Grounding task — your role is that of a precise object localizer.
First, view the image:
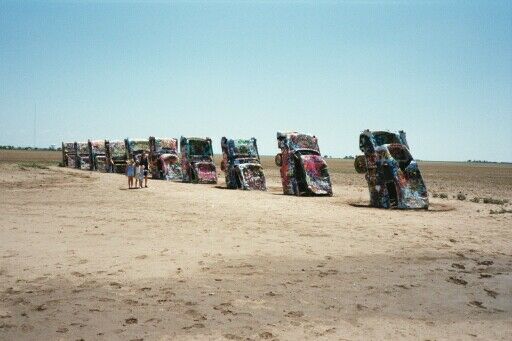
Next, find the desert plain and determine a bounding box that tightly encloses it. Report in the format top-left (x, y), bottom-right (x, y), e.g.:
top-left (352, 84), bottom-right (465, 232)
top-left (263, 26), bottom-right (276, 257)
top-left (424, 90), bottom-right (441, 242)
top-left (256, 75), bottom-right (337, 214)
top-left (0, 150), bottom-right (511, 340)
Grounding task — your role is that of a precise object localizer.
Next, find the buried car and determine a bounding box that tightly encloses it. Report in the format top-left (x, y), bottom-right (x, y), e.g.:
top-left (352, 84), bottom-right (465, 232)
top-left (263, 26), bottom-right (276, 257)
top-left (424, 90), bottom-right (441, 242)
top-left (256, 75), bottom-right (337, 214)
top-left (275, 132), bottom-right (332, 196)
top-left (110, 140), bottom-right (129, 173)
top-left (76, 142), bottom-right (92, 170)
top-left (180, 137), bottom-right (217, 184)
top-left (354, 130), bottom-right (428, 209)
top-left (89, 139), bottom-right (111, 172)
top-left (62, 142), bottom-right (77, 168)
top-left (220, 137), bottom-right (266, 190)
top-left (126, 138), bottom-right (150, 163)
top-left (149, 137), bottom-right (182, 180)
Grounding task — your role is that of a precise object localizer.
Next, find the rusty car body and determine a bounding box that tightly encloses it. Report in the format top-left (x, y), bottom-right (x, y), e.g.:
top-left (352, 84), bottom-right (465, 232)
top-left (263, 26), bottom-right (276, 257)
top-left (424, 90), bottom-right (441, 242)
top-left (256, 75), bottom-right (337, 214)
top-left (180, 136), bottom-right (217, 184)
top-left (275, 132), bottom-right (332, 196)
top-left (149, 137), bottom-right (182, 180)
top-left (88, 139), bottom-right (111, 172)
top-left (220, 137), bottom-right (266, 190)
top-left (62, 142), bottom-right (77, 168)
top-left (354, 130), bottom-right (428, 209)
top-left (76, 142), bottom-right (92, 170)
top-left (109, 140), bottom-right (129, 173)
top-left (126, 138), bottom-right (150, 163)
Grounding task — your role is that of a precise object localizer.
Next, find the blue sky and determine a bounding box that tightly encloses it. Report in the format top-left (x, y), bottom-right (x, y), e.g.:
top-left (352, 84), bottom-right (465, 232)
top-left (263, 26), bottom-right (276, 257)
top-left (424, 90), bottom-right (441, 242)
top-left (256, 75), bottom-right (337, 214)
top-left (1, 1), bottom-right (511, 161)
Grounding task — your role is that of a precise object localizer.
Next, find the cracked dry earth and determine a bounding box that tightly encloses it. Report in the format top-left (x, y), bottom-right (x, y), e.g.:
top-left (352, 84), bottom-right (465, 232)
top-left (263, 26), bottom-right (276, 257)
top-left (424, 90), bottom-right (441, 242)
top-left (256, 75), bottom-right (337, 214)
top-left (0, 159), bottom-right (511, 340)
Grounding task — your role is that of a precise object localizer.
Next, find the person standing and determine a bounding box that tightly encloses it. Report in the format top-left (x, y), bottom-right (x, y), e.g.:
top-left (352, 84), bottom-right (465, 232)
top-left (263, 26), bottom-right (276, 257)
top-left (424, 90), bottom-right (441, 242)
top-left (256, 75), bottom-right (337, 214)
top-left (126, 160), bottom-right (135, 188)
top-left (134, 161), bottom-right (142, 188)
top-left (138, 162), bottom-right (145, 188)
top-left (141, 151), bottom-right (149, 188)
top-left (108, 157), bottom-right (114, 173)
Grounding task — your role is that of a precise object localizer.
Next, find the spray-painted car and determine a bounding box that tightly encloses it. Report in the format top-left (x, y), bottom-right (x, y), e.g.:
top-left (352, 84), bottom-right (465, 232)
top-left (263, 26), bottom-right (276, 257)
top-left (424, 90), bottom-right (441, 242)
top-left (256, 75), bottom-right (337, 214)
top-left (126, 138), bottom-right (150, 163)
top-left (275, 132), bottom-right (332, 196)
top-left (180, 137), bottom-right (217, 184)
top-left (89, 139), bottom-right (111, 172)
top-left (354, 130), bottom-right (428, 209)
top-left (62, 142), bottom-right (77, 168)
top-left (220, 137), bottom-right (266, 190)
top-left (76, 142), bottom-right (92, 170)
top-left (110, 140), bottom-right (129, 173)
top-left (149, 137), bottom-right (182, 180)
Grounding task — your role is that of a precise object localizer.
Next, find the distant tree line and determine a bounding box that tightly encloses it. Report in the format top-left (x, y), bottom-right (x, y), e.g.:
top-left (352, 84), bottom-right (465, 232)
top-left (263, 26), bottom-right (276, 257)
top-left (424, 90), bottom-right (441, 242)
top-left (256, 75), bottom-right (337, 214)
top-left (0, 145), bottom-right (61, 151)
top-left (467, 160), bottom-right (511, 164)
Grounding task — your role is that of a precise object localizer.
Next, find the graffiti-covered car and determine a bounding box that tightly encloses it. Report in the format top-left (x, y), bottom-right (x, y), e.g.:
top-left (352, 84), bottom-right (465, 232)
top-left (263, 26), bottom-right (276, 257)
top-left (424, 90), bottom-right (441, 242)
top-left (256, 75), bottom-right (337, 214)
top-left (149, 137), bottom-right (182, 180)
top-left (180, 137), bottom-right (217, 184)
top-left (354, 130), bottom-right (428, 209)
top-left (275, 132), bottom-right (332, 196)
top-left (110, 140), bottom-right (129, 173)
top-left (62, 142), bottom-right (77, 168)
top-left (76, 142), bottom-right (92, 170)
top-left (126, 138), bottom-right (150, 163)
top-left (89, 139), bottom-right (110, 172)
top-left (220, 137), bottom-right (266, 190)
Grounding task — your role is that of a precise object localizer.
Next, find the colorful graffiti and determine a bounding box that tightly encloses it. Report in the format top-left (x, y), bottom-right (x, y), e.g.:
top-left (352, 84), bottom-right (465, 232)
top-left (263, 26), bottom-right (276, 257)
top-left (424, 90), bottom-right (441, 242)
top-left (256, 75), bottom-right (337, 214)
top-left (149, 137), bottom-right (182, 180)
top-left (109, 140), bottom-right (128, 173)
top-left (221, 137), bottom-right (266, 190)
top-left (355, 130), bottom-right (429, 209)
top-left (59, 130), bottom-right (428, 211)
top-left (89, 140), bottom-right (110, 172)
top-left (180, 137), bottom-right (217, 184)
top-left (126, 138), bottom-right (150, 163)
top-left (300, 154), bottom-right (332, 194)
top-left (160, 156), bottom-right (182, 181)
top-left (89, 140), bottom-right (106, 155)
top-left (155, 138), bottom-right (178, 152)
top-left (76, 142), bottom-right (92, 170)
top-left (275, 132), bottom-right (332, 196)
top-left (62, 142), bottom-right (76, 168)
top-left (288, 134), bottom-right (320, 152)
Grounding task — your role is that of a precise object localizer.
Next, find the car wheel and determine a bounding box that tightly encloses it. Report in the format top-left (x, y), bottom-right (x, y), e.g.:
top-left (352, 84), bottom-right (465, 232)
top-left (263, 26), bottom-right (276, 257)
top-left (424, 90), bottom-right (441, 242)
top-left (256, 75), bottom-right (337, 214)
top-left (275, 153), bottom-right (282, 167)
top-left (354, 155), bottom-right (367, 174)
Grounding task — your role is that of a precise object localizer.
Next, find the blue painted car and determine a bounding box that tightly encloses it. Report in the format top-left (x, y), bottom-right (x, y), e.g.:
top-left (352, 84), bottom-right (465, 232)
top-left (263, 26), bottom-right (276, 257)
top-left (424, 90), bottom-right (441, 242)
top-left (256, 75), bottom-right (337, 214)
top-left (355, 130), bottom-right (429, 209)
top-left (221, 137), bottom-right (266, 190)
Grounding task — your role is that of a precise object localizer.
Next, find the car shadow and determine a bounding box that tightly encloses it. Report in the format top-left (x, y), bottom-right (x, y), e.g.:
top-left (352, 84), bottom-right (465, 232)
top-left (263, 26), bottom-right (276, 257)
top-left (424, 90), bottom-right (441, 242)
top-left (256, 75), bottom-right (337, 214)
top-left (214, 185), bottom-right (232, 190)
top-left (347, 200), bottom-right (454, 212)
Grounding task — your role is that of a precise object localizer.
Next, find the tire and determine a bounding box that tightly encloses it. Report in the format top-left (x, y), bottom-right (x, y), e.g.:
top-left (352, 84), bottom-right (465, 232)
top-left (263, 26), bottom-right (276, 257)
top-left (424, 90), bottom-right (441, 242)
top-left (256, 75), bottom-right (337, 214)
top-left (354, 155), bottom-right (367, 174)
top-left (275, 153), bottom-right (282, 167)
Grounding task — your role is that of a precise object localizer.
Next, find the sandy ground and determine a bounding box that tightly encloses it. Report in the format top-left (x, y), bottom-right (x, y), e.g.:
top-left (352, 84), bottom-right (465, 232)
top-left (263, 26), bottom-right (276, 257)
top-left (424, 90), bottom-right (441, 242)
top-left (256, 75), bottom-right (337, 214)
top-left (0, 151), bottom-right (511, 340)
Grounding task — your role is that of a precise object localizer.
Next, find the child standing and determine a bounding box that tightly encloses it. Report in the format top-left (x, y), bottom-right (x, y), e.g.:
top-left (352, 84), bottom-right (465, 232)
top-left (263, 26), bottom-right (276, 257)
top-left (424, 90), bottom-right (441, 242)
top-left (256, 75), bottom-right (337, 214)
top-left (134, 161), bottom-right (142, 188)
top-left (126, 160), bottom-right (135, 188)
top-left (138, 161), bottom-right (145, 188)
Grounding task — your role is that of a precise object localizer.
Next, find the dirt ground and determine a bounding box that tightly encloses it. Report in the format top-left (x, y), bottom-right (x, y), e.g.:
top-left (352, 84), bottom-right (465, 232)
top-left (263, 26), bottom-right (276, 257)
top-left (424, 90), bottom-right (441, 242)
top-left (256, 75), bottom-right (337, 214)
top-left (0, 151), bottom-right (511, 340)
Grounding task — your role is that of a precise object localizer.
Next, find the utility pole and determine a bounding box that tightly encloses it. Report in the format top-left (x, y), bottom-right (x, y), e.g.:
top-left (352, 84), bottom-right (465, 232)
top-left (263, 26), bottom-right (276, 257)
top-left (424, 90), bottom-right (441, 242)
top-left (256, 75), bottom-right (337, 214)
top-left (33, 103), bottom-right (36, 148)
